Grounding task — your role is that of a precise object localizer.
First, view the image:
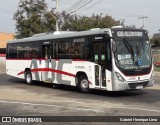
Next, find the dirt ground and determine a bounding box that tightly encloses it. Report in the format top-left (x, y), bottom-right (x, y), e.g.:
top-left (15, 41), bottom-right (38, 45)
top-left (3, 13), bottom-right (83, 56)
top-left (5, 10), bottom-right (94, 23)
top-left (154, 71), bottom-right (160, 77)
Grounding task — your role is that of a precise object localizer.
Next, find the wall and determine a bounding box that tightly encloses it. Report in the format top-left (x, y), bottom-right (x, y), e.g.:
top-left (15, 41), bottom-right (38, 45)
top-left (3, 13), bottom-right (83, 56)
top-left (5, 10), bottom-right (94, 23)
top-left (0, 32), bottom-right (15, 48)
top-left (0, 56), bottom-right (5, 74)
top-left (0, 32), bottom-right (14, 74)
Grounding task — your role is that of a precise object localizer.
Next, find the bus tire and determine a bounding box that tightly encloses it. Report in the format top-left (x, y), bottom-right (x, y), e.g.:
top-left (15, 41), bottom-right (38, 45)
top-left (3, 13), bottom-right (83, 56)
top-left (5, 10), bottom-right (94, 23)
top-left (52, 83), bottom-right (58, 89)
top-left (78, 75), bottom-right (89, 93)
top-left (25, 71), bottom-right (33, 85)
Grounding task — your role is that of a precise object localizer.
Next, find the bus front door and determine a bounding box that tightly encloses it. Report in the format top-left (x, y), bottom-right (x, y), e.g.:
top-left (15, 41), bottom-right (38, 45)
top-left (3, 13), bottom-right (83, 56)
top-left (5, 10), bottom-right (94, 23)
top-left (93, 41), bottom-right (106, 88)
top-left (42, 45), bottom-right (53, 82)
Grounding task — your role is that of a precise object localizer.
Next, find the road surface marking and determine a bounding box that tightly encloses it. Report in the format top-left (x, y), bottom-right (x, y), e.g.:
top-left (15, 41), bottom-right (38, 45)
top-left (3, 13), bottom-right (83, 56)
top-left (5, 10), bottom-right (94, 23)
top-left (0, 100), bottom-right (103, 113)
top-left (102, 105), bottom-right (160, 113)
top-left (0, 100), bottom-right (160, 113)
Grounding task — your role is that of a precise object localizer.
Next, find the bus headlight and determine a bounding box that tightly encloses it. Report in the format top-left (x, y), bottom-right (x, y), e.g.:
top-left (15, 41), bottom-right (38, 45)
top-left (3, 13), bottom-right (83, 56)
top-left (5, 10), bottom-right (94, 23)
top-left (115, 72), bottom-right (126, 82)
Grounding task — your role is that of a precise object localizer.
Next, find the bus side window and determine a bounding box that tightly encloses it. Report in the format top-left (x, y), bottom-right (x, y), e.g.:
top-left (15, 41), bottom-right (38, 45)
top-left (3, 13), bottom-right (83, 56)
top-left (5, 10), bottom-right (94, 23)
top-left (13, 44), bottom-right (17, 58)
top-left (54, 43), bottom-right (58, 58)
top-left (70, 42), bottom-right (80, 58)
top-left (53, 43), bottom-right (55, 58)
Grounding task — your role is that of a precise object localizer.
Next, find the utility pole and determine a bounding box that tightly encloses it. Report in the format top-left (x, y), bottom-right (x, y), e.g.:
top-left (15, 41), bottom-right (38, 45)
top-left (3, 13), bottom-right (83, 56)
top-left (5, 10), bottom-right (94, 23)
top-left (27, 0), bottom-right (59, 31)
top-left (138, 16), bottom-right (148, 29)
top-left (53, 0), bottom-right (59, 31)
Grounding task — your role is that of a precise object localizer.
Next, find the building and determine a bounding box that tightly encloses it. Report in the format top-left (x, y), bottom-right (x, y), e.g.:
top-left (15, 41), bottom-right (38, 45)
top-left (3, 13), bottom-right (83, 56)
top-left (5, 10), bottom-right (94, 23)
top-left (0, 32), bottom-right (15, 56)
top-left (0, 32), bottom-right (15, 48)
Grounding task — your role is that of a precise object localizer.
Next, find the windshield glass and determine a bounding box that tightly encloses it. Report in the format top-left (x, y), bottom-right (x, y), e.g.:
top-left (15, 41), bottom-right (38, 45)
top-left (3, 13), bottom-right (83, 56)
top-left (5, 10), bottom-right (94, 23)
top-left (115, 38), bottom-right (151, 70)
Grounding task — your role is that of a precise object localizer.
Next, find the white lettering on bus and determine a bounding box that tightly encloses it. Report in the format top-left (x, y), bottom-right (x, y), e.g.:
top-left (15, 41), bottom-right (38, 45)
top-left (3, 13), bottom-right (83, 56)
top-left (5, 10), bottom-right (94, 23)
top-left (117, 31), bottom-right (143, 37)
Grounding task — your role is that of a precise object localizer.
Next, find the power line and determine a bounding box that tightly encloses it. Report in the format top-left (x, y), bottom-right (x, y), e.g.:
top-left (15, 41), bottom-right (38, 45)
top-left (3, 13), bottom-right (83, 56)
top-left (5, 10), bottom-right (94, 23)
top-left (74, 0), bottom-right (103, 14)
top-left (66, 0), bottom-right (94, 14)
top-left (63, 0), bottom-right (143, 19)
top-left (69, 0), bottom-right (93, 14)
top-left (66, 0), bottom-right (85, 13)
top-left (76, 4), bottom-right (145, 18)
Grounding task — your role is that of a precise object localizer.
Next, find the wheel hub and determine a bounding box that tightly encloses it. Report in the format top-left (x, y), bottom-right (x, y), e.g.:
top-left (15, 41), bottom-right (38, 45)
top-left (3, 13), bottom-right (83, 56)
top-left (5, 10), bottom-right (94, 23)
top-left (26, 74), bottom-right (31, 83)
top-left (81, 79), bottom-right (88, 89)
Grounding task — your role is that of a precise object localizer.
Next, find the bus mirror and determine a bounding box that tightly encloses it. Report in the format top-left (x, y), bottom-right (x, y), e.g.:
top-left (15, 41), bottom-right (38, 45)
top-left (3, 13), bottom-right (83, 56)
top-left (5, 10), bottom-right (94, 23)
top-left (112, 41), bottom-right (117, 53)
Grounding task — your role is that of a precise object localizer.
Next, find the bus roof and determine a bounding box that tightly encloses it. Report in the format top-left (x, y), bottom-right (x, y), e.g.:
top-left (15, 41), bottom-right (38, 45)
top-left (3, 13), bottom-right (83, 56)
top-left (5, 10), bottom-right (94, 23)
top-left (8, 27), bottom-right (147, 44)
top-left (8, 28), bottom-right (111, 44)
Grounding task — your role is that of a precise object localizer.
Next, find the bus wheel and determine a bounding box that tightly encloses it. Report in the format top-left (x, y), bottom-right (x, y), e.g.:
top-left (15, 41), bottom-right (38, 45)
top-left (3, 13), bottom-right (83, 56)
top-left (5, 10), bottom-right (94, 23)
top-left (25, 71), bottom-right (33, 85)
top-left (78, 76), bottom-right (89, 93)
top-left (52, 83), bottom-right (58, 89)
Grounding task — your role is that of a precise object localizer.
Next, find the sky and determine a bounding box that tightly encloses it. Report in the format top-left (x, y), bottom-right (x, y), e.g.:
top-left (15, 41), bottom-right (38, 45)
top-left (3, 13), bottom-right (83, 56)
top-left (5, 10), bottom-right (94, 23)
top-left (0, 0), bottom-right (160, 37)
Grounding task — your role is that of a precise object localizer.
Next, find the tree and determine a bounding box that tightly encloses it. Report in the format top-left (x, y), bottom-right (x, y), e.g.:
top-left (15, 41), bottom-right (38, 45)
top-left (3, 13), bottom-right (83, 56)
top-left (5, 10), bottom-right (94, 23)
top-left (60, 12), bottom-right (120, 31)
top-left (14, 0), bottom-right (56, 38)
top-left (14, 1), bottom-right (120, 38)
top-left (150, 33), bottom-right (160, 46)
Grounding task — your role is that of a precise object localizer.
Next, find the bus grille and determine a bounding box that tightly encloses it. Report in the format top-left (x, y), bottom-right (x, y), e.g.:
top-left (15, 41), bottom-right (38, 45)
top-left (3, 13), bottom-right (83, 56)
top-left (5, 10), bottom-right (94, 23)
top-left (128, 81), bottom-right (149, 89)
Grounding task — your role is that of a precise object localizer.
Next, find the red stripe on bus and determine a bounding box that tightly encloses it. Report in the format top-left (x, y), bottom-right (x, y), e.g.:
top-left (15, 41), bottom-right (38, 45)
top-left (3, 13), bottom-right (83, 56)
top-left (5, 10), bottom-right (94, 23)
top-left (17, 68), bottom-right (92, 85)
top-left (6, 58), bottom-right (42, 60)
top-left (17, 71), bottom-right (25, 76)
top-left (0, 54), bottom-right (6, 57)
top-left (17, 68), bottom-right (76, 77)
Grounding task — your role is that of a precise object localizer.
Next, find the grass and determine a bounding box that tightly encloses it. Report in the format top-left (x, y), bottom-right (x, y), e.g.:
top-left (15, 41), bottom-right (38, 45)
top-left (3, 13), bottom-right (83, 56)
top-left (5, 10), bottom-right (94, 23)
top-left (154, 66), bottom-right (160, 72)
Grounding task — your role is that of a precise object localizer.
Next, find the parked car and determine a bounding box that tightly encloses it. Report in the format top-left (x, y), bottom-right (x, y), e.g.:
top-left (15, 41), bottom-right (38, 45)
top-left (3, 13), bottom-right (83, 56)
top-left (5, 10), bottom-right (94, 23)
top-left (154, 61), bottom-right (160, 67)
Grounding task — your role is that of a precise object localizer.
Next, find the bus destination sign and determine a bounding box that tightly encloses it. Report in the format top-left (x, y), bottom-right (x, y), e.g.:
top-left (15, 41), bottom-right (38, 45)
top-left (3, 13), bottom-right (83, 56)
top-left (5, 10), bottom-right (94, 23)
top-left (116, 31), bottom-right (143, 37)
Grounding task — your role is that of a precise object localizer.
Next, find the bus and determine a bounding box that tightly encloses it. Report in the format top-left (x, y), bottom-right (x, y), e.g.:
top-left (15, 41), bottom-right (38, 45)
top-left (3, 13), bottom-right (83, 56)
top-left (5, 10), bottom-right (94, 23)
top-left (6, 27), bottom-right (154, 92)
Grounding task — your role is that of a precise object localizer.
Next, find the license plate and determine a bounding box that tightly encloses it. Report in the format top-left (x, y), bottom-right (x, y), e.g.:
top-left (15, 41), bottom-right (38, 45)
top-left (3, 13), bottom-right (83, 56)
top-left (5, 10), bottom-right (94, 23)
top-left (136, 85), bottom-right (143, 89)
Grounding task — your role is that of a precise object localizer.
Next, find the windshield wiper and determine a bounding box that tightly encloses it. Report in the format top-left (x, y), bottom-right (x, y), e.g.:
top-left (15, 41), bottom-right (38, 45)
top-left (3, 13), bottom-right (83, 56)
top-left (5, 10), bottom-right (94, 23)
top-left (122, 38), bottom-right (135, 61)
top-left (136, 40), bottom-right (144, 57)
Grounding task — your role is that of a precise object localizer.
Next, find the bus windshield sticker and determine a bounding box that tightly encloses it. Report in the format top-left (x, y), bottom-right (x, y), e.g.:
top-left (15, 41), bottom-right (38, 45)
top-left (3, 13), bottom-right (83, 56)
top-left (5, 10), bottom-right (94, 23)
top-left (101, 54), bottom-right (105, 60)
top-left (120, 59), bottom-right (133, 65)
top-left (118, 55), bottom-right (121, 60)
top-left (118, 54), bottom-right (131, 60)
top-left (126, 54), bottom-right (131, 59)
top-left (95, 55), bottom-right (98, 60)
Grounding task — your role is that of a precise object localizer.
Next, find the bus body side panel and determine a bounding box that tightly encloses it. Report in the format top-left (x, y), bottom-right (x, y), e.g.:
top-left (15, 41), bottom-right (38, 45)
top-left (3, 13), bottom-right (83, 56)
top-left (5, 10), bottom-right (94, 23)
top-left (6, 60), bottom-right (19, 78)
top-left (47, 60), bottom-right (94, 88)
top-left (6, 59), bottom-right (42, 81)
top-left (70, 61), bottom-right (95, 88)
top-left (30, 59), bottom-right (42, 81)
top-left (56, 59), bottom-right (74, 85)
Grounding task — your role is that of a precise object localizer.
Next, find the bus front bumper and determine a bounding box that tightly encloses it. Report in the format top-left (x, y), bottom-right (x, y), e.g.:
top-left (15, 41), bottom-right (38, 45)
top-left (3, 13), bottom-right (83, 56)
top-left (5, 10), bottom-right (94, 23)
top-left (112, 78), bottom-right (154, 91)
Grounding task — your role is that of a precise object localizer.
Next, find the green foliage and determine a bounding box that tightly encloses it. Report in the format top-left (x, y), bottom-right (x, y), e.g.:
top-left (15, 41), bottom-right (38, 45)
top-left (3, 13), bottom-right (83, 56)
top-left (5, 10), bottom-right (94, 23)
top-left (60, 11), bottom-right (120, 31)
top-left (14, 0), bottom-right (56, 39)
top-left (14, 1), bottom-right (120, 38)
top-left (154, 66), bottom-right (160, 72)
top-left (151, 33), bottom-right (160, 46)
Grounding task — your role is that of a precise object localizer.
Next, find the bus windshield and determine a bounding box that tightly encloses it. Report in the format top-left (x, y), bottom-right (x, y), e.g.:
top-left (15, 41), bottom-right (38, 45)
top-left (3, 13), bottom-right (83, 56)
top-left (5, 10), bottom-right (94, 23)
top-left (114, 38), bottom-right (152, 70)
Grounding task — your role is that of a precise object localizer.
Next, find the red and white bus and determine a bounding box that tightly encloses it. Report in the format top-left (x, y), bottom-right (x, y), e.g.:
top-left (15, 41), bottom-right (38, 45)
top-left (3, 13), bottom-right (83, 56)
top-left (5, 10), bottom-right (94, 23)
top-left (6, 27), bottom-right (154, 92)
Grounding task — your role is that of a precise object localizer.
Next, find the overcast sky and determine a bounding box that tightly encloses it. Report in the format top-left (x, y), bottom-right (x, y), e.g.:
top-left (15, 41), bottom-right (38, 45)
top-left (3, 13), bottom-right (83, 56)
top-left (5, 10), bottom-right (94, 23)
top-left (0, 0), bottom-right (160, 37)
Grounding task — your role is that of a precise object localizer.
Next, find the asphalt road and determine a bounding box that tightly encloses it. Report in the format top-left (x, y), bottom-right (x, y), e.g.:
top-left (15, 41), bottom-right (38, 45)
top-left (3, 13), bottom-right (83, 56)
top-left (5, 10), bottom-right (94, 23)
top-left (0, 74), bottom-right (160, 125)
